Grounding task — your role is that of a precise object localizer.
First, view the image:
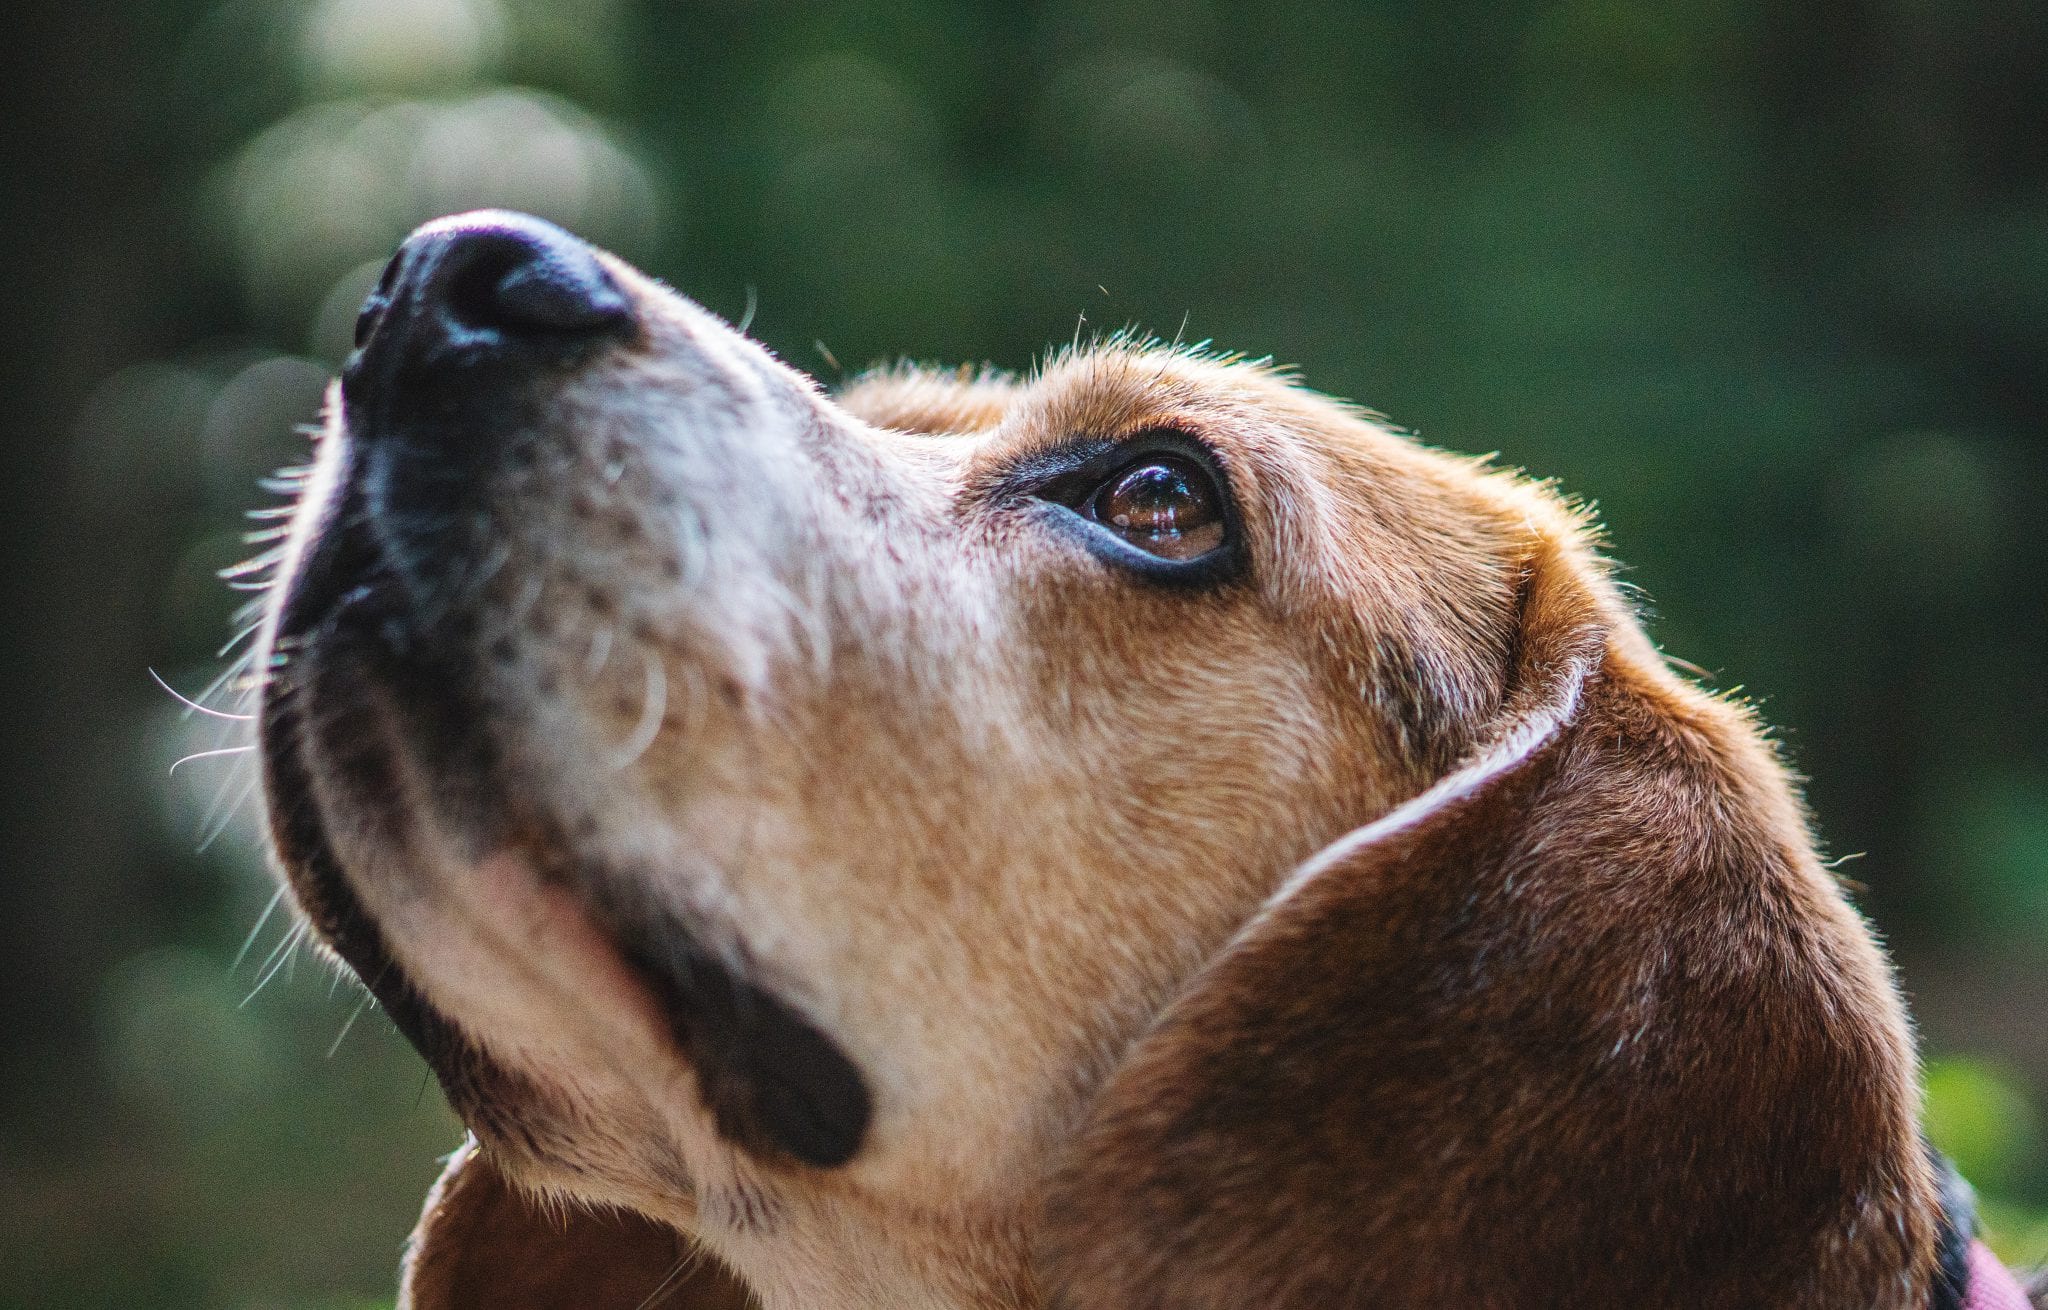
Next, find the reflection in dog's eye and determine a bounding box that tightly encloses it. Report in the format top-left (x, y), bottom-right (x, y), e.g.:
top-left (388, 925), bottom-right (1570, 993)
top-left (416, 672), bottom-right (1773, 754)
top-left (1085, 455), bottom-right (1226, 561)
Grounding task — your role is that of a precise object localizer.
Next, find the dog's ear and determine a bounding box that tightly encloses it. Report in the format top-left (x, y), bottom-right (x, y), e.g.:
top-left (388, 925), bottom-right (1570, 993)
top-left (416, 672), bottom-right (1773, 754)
top-left (400, 1137), bottom-right (755, 1310)
top-left (1039, 531), bottom-right (1940, 1308)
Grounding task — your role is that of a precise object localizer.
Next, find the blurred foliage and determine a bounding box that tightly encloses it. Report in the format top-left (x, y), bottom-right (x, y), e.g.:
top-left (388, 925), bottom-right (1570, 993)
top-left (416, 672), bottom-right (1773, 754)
top-left (2, 0), bottom-right (2045, 1305)
top-left (1927, 1057), bottom-right (2048, 1265)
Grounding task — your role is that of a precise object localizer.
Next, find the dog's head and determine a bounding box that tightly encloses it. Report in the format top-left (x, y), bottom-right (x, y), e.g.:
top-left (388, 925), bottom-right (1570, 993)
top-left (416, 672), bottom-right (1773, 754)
top-left (257, 212), bottom-right (1944, 1308)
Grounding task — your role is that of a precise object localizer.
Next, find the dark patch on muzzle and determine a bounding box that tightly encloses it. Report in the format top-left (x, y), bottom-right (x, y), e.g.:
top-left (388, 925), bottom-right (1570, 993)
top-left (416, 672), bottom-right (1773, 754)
top-left (610, 914), bottom-right (873, 1170)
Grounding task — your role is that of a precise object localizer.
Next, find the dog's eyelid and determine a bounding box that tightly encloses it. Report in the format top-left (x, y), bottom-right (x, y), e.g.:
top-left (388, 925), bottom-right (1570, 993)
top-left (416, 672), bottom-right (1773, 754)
top-left (988, 438), bottom-right (1119, 503)
top-left (995, 426), bottom-right (1228, 504)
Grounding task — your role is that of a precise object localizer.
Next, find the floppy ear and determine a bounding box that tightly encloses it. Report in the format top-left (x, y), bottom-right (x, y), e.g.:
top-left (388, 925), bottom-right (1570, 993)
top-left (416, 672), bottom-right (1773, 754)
top-left (400, 1137), bottom-right (756, 1310)
top-left (1040, 535), bottom-right (1941, 1308)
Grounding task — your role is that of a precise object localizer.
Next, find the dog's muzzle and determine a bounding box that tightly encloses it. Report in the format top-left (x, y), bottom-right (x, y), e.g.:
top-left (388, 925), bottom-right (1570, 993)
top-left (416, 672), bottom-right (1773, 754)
top-left (259, 212), bottom-right (873, 1171)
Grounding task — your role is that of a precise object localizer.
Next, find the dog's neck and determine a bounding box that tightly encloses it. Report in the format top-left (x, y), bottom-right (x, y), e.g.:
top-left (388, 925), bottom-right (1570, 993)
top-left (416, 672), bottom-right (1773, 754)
top-left (700, 1185), bottom-right (1036, 1310)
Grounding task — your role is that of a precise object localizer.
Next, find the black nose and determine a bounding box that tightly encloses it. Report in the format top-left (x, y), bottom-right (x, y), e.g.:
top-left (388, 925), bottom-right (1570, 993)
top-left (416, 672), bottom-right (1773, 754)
top-left (352, 210), bottom-right (633, 367)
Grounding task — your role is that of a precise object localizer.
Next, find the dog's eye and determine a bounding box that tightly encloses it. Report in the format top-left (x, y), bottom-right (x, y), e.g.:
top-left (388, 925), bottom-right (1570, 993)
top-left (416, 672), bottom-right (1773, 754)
top-left (1081, 455), bottom-right (1226, 561)
top-left (1020, 435), bottom-right (1239, 583)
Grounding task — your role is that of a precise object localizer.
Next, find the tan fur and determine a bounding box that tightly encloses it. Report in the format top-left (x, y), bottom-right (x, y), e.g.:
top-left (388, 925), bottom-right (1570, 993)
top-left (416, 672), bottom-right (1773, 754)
top-left (263, 239), bottom-right (1942, 1309)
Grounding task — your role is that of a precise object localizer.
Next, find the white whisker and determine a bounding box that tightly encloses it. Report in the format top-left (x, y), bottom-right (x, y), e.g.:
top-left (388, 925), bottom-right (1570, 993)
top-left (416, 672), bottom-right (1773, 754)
top-left (634, 1248), bottom-right (703, 1310)
top-left (585, 623), bottom-right (614, 678)
top-left (214, 621), bottom-right (265, 661)
top-left (197, 773), bottom-right (260, 853)
top-left (242, 921), bottom-right (307, 1006)
top-left (231, 886), bottom-right (288, 973)
top-left (610, 646), bottom-right (667, 769)
top-left (327, 987), bottom-right (376, 1057)
top-left (220, 547), bottom-right (285, 578)
top-left (469, 538), bottom-right (514, 595)
top-left (169, 745), bottom-right (254, 776)
top-left (150, 667), bottom-right (255, 721)
top-left (195, 647), bottom-right (258, 712)
top-left (508, 571), bottom-right (546, 633)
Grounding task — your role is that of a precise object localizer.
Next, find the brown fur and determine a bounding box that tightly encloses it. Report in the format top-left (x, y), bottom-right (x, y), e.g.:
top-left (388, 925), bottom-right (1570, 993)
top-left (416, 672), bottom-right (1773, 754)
top-left (1039, 532), bottom-right (1932, 1308)
top-left (262, 225), bottom-right (1947, 1308)
top-left (404, 1139), bottom-right (753, 1309)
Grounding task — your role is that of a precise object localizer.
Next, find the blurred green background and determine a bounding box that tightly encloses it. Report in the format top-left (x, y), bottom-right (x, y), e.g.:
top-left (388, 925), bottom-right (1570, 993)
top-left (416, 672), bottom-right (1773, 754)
top-left (2, 0), bottom-right (2045, 1305)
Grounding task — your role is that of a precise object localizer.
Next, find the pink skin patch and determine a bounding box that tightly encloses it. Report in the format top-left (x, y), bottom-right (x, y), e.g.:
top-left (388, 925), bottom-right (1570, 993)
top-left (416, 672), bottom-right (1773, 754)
top-left (1967, 1240), bottom-right (2033, 1310)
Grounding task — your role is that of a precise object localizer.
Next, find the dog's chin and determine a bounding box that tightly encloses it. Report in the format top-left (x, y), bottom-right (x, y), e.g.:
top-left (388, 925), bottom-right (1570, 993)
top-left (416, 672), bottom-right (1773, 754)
top-left (260, 515), bottom-right (873, 1172)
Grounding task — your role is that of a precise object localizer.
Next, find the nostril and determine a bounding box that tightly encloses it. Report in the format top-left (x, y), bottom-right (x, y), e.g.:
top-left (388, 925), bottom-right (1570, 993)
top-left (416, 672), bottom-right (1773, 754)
top-left (438, 228), bottom-right (631, 338)
top-left (493, 250), bottom-right (632, 332)
top-left (442, 240), bottom-right (535, 331)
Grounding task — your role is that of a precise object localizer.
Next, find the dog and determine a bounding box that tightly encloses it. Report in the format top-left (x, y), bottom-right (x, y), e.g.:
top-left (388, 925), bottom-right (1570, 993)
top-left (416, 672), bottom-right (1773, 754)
top-left (253, 210), bottom-right (2038, 1309)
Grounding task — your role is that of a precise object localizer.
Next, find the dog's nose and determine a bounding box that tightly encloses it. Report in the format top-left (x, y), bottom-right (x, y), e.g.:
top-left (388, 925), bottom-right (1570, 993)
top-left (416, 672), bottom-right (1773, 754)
top-left (352, 210), bottom-right (633, 366)
top-left (339, 213), bottom-right (637, 549)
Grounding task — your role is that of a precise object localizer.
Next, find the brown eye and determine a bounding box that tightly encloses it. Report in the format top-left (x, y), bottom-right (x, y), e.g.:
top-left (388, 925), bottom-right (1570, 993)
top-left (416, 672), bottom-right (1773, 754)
top-left (1085, 455), bottom-right (1226, 561)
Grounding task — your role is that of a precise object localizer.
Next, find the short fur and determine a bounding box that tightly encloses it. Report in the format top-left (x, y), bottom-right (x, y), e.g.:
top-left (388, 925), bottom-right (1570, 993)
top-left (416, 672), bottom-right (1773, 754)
top-left (257, 215), bottom-right (1964, 1309)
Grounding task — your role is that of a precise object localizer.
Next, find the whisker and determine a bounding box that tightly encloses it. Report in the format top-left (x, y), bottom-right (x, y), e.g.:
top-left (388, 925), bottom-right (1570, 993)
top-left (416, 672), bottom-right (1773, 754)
top-left (197, 773), bottom-right (261, 853)
top-left (634, 1249), bottom-right (700, 1310)
top-left (195, 647), bottom-right (258, 711)
top-left (215, 620), bottom-right (265, 661)
top-left (248, 919), bottom-right (300, 985)
top-left (242, 921), bottom-right (307, 1006)
top-left (193, 746), bottom-right (249, 839)
top-left (150, 667), bottom-right (255, 721)
top-left (327, 987), bottom-right (376, 1058)
top-left (220, 548), bottom-right (286, 579)
top-left (610, 646), bottom-right (667, 769)
top-left (169, 745), bottom-right (254, 776)
top-left (508, 571), bottom-right (546, 634)
top-left (468, 538), bottom-right (513, 595)
top-left (231, 886), bottom-right (288, 973)
top-left (585, 622), bottom-right (614, 679)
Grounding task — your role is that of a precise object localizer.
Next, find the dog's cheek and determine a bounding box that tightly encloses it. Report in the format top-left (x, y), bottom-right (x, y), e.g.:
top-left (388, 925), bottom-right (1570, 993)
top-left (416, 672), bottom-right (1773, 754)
top-left (603, 908), bottom-right (874, 1170)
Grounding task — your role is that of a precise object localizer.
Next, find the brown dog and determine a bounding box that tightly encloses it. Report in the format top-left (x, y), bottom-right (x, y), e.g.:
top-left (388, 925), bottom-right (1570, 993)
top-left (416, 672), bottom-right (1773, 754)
top-left (254, 211), bottom-right (2021, 1309)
